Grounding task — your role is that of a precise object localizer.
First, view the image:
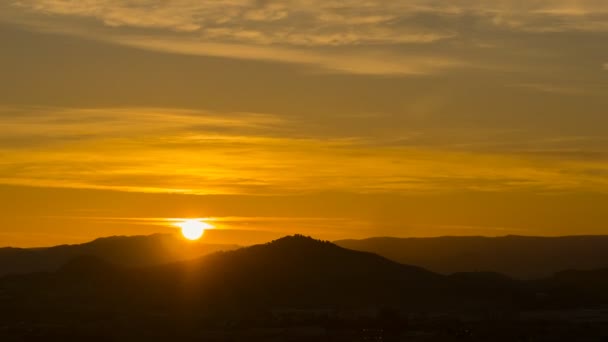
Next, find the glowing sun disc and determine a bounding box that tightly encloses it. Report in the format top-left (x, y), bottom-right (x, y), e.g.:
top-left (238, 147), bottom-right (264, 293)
top-left (177, 219), bottom-right (212, 240)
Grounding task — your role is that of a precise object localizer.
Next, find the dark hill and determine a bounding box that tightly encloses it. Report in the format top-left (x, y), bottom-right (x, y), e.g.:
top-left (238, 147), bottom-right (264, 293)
top-left (537, 268), bottom-right (608, 305)
top-left (0, 234), bottom-right (237, 276)
top-left (0, 235), bottom-right (605, 340)
top-left (335, 235), bottom-right (608, 279)
top-left (158, 235), bottom-right (445, 308)
top-left (0, 235), bottom-right (525, 316)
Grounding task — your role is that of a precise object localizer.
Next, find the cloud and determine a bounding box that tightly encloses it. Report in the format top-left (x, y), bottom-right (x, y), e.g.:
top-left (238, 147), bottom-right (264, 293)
top-left (509, 83), bottom-right (586, 95)
top-left (9, 0), bottom-right (459, 45)
top-left (1, 106), bottom-right (608, 195)
top-left (3, 1), bottom-right (608, 75)
top-left (0, 106), bottom-right (285, 142)
top-left (0, 1), bottom-right (463, 75)
top-left (109, 36), bottom-right (462, 75)
top-left (11, 0), bottom-right (608, 34)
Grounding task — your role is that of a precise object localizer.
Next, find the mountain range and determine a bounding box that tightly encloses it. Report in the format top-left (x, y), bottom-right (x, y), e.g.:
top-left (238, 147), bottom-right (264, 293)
top-left (335, 235), bottom-right (608, 279)
top-left (4, 234), bottom-right (608, 279)
top-left (0, 236), bottom-right (535, 314)
top-left (0, 234), bottom-right (237, 277)
top-left (1, 235), bottom-right (607, 340)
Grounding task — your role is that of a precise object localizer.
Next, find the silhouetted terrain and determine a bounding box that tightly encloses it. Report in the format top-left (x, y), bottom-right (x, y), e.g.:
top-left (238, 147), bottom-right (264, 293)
top-left (6, 234), bottom-right (608, 281)
top-left (1, 236), bottom-right (607, 341)
top-left (0, 234), bottom-right (237, 277)
top-left (335, 235), bottom-right (608, 279)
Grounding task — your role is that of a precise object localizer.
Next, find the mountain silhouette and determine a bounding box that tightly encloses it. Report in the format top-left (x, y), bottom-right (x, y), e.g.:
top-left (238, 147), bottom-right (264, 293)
top-left (335, 235), bottom-right (608, 279)
top-left (0, 235), bottom-right (536, 315)
top-left (1, 235), bottom-right (607, 340)
top-left (6, 234), bottom-right (608, 280)
top-left (156, 235), bottom-right (447, 308)
top-left (0, 234), bottom-right (237, 277)
top-left (536, 268), bottom-right (608, 306)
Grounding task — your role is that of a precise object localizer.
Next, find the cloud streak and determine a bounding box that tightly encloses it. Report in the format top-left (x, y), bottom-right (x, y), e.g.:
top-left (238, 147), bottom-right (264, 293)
top-left (13, 0), bottom-right (608, 33)
top-left (1, 106), bottom-right (607, 195)
top-left (2, 1), bottom-right (607, 75)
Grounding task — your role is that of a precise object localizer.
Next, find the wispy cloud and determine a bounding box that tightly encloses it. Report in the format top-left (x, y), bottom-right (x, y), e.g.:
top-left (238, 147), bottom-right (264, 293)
top-left (11, 0), bottom-right (608, 34)
top-left (111, 36), bottom-right (462, 75)
top-left (509, 83), bottom-right (586, 95)
top-left (0, 106), bottom-right (284, 136)
top-left (3, 0), bottom-right (462, 75)
top-left (1, 106), bottom-right (607, 194)
top-left (11, 0), bottom-right (459, 42)
top-left (3, 1), bottom-right (608, 75)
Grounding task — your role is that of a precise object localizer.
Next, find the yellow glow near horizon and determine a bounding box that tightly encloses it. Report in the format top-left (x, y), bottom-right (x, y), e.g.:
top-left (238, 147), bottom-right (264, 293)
top-left (176, 219), bottom-right (213, 240)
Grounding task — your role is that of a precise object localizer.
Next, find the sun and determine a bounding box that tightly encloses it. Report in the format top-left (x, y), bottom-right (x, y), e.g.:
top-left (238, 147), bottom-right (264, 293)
top-left (176, 219), bottom-right (213, 241)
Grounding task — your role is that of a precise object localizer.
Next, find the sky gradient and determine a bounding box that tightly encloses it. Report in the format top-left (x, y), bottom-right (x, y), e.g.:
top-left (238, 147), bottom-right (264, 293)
top-left (1, 1), bottom-right (607, 246)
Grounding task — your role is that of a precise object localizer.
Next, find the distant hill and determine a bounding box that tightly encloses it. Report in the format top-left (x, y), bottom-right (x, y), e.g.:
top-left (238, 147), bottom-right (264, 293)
top-left (0, 234), bottom-right (237, 276)
top-left (0, 236), bottom-right (528, 313)
top-left (335, 235), bottom-right (608, 279)
top-left (159, 235), bottom-right (448, 309)
top-left (5, 234), bottom-right (608, 280)
top-left (1, 235), bottom-right (606, 340)
top-left (537, 268), bottom-right (608, 305)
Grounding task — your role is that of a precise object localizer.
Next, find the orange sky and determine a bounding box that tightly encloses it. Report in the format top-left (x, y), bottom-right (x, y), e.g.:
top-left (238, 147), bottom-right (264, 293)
top-left (1, 1), bottom-right (607, 246)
